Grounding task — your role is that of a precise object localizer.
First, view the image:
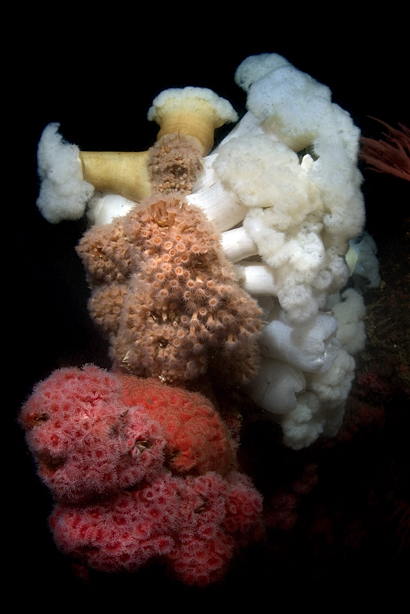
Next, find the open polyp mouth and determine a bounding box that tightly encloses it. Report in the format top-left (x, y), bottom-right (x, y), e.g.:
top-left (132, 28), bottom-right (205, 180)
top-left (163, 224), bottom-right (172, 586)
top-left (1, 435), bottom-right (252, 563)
top-left (37, 451), bottom-right (66, 472)
top-left (20, 411), bottom-right (49, 430)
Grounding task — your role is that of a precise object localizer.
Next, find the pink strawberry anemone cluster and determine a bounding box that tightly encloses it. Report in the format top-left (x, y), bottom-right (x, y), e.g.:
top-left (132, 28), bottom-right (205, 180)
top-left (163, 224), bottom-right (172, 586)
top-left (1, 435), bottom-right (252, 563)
top-left (20, 365), bottom-right (263, 586)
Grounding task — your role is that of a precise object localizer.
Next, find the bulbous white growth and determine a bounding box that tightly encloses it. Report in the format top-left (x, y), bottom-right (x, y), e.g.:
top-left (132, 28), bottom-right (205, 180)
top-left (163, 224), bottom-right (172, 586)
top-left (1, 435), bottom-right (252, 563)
top-left (36, 123), bottom-right (94, 223)
top-left (259, 311), bottom-right (340, 374)
top-left (244, 358), bottom-right (305, 414)
top-left (86, 193), bottom-right (136, 226)
top-left (187, 53), bottom-right (369, 448)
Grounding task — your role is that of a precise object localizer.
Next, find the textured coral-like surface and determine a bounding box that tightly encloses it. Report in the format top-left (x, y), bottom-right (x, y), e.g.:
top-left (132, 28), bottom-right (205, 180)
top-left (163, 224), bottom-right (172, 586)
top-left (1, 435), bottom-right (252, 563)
top-left (19, 365), bottom-right (166, 503)
top-left (77, 194), bottom-right (262, 384)
top-left (20, 364), bottom-right (263, 586)
top-left (119, 374), bottom-right (237, 475)
top-left (20, 366), bottom-right (238, 502)
top-left (49, 470), bottom-right (263, 586)
top-left (147, 133), bottom-right (204, 194)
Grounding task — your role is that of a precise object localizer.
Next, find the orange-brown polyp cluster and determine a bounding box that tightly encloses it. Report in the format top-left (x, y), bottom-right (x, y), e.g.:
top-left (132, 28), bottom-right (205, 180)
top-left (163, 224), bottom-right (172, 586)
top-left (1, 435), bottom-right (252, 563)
top-left (77, 193), bottom-right (262, 385)
top-left (148, 133), bottom-right (204, 195)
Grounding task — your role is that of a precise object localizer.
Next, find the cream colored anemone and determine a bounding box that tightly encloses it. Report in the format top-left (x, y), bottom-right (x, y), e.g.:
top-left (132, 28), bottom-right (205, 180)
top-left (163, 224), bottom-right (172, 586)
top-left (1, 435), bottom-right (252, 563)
top-left (79, 150), bottom-right (151, 202)
top-left (79, 88), bottom-right (237, 201)
top-left (147, 87), bottom-right (238, 156)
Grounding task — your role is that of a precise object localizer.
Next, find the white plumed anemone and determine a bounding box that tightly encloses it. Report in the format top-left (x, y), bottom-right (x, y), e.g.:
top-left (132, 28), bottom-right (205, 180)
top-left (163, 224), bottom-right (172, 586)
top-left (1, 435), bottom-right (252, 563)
top-left (86, 193), bottom-right (137, 226)
top-left (348, 232), bottom-right (381, 290)
top-left (279, 349), bottom-right (356, 450)
top-left (189, 52), bottom-right (369, 448)
top-left (235, 262), bottom-right (277, 296)
top-left (194, 53), bottom-right (365, 328)
top-left (36, 123), bottom-right (94, 223)
top-left (147, 86), bottom-right (238, 156)
top-left (234, 52), bottom-right (292, 92)
top-left (246, 63), bottom-right (333, 151)
top-left (307, 349), bottom-right (356, 412)
top-left (213, 135), bottom-right (314, 213)
top-left (259, 311), bottom-right (340, 374)
top-left (244, 358), bottom-right (305, 414)
top-left (281, 391), bottom-right (325, 450)
top-left (331, 288), bottom-right (367, 355)
top-left (188, 155), bottom-right (248, 232)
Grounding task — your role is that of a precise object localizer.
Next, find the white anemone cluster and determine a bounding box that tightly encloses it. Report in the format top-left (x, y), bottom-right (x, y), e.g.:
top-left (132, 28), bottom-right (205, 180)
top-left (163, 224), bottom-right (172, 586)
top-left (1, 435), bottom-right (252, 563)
top-left (187, 53), bottom-right (369, 449)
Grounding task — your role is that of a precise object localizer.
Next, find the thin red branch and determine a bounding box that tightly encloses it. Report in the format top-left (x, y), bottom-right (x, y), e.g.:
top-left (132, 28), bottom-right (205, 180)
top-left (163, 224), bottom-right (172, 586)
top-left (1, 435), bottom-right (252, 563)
top-left (359, 117), bottom-right (410, 182)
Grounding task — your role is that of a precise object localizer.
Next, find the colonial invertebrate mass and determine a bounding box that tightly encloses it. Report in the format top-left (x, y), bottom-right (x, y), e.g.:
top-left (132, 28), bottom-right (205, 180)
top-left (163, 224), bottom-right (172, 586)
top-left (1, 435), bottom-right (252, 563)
top-left (77, 193), bottom-right (262, 384)
top-left (22, 53), bottom-right (380, 586)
